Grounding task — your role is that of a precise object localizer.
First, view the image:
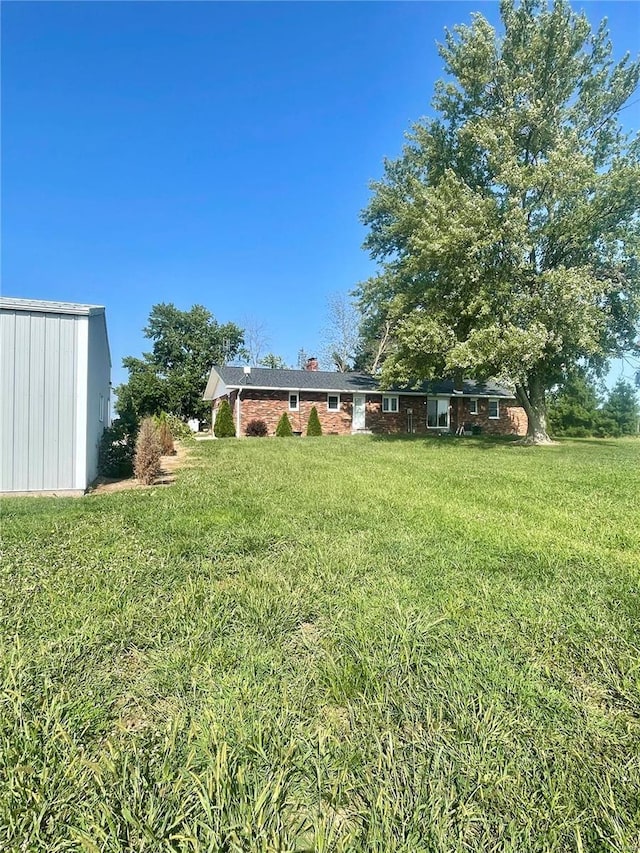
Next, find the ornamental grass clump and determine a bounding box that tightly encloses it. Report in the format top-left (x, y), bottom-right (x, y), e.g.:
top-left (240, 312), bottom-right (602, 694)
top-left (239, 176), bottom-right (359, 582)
top-left (214, 400), bottom-right (236, 438)
top-left (155, 412), bottom-right (175, 455)
top-left (134, 417), bottom-right (162, 485)
top-left (275, 412), bottom-right (293, 437)
top-left (306, 406), bottom-right (322, 436)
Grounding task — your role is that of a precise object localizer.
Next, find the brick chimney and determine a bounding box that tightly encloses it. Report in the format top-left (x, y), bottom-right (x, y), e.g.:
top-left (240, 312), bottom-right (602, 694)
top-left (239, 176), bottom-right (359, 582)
top-left (305, 357), bottom-right (319, 371)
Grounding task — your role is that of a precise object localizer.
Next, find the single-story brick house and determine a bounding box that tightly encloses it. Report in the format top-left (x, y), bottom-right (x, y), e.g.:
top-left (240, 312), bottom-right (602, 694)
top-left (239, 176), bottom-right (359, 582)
top-left (203, 359), bottom-right (528, 437)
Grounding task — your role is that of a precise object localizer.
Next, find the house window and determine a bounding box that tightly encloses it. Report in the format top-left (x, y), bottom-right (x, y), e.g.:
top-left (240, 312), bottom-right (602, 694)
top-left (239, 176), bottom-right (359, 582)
top-left (327, 394), bottom-right (340, 412)
top-left (289, 392), bottom-right (299, 411)
top-left (99, 394), bottom-right (105, 422)
top-left (488, 399), bottom-right (500, 419)
top-left (382, 395), bottom-right (399, 413)
top-left (427, 398), bottom-right (449, 428)
top-left (469, 398), bottom-right (478, 415)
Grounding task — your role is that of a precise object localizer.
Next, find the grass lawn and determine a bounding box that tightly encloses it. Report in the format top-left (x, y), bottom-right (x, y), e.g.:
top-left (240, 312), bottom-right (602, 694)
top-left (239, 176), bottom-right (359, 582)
top-left (2, 435), bottom-right (639, 852)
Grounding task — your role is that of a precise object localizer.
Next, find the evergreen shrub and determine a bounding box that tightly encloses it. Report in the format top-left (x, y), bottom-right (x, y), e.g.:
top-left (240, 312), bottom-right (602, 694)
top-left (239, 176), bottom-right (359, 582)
top-left (306, 406), bottom-right (322, 436)
top-left (214, 400), bottom-right (236, 438)
top-left (275, 412), bottom-right (293, 437)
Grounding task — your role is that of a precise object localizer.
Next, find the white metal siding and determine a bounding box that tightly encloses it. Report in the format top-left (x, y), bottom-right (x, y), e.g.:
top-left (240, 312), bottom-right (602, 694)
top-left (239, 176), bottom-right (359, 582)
top-left (0, 309), bottom-right (79, 491)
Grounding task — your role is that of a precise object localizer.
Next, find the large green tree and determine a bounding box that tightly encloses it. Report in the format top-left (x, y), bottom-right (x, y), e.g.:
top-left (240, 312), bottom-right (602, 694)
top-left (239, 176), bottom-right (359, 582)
top-left (603, 378), bottom-right (640, 435)
top-left (547, 368), bottom-right (610, 436)
top-left (358, 0), bottom-right (640, 443)
top-left (116, 304), bottom-right (244, 424)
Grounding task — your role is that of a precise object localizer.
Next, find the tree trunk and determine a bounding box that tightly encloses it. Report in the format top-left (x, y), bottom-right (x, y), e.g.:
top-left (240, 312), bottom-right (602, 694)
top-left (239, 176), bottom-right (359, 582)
top-left (515, 376), bottom-right (554, 444)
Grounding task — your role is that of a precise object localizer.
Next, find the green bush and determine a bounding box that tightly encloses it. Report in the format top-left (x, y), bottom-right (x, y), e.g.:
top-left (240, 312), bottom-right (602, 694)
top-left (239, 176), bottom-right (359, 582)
top-left (275, 412), bottom-right (293, 437)
top-left (214, 400), bottom-right (236, 438)
top-left (165, 413), bottom-right (194, 441)
top-left (306, 406), bottom-right (322, 436)
top-left (97, 420), bottom-right (134, 478)
top-left (134, 417), bottom-right (162, 485)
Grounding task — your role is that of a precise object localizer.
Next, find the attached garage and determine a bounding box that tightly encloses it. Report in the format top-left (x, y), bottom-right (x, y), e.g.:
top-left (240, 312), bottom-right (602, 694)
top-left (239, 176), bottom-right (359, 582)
top-left (0, 297), bottom-right (111, 494)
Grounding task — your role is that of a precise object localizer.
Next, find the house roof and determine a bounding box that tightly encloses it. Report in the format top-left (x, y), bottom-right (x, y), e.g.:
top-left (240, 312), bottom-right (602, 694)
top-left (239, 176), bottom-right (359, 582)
top-left (0, 297), bottom-right (105, 316)
top-left (203, 365), bottom-right (516, 400)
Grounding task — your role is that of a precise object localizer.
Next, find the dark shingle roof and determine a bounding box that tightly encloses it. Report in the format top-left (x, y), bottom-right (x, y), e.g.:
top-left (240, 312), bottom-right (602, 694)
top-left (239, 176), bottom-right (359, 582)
top-left (211, 366), bottom-right (378, 392)
top-left (205, 365), bottom-right (515, 398)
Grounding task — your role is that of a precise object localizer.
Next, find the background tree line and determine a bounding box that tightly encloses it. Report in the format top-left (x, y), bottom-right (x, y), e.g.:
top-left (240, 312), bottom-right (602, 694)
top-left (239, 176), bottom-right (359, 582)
top-left (548, 371), bottom-right (639, 437)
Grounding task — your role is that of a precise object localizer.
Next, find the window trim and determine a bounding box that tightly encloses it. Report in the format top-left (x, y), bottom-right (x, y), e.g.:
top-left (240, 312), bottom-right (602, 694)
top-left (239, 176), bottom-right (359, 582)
top-left (488, 398), bottom-right (500, 419)
top-left (468, 397), bottom-right (478, 415)
top-left (99, 394), bottom-right (105, 423)
top-left (327, 393), bottom-right (341, 412)
top-left (288, 391), bottom-right (299, 412)
top-left (382, 394), bottom-right (399, 413)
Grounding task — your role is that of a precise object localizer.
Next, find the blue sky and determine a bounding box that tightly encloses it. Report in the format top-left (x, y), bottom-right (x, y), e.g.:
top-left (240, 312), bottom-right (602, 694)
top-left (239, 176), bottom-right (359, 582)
top-left (2, 1), bottom-right (639, 393)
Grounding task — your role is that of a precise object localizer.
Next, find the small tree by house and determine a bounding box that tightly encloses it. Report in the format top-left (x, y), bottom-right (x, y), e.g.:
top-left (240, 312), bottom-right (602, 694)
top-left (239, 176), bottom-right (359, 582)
top-left (214, 400), bottom-right (236, 438)
top-left (306, 406), bottom-right (322, 436)
top-left (134, 417), bottom-right (162, 485)
top-left (275, 412), bottom-right (293, 437)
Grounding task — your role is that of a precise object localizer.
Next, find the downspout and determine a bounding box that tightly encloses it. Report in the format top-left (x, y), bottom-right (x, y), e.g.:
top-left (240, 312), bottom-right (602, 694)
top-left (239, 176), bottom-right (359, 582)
top-left (236, 389), bottom-right (242, 437)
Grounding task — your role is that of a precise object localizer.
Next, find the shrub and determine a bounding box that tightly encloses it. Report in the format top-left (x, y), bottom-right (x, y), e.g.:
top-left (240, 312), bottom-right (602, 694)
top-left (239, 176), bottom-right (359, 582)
top-left (214, 400), bottom-right (236, 438)
top-left (246, 419), bottom-right (268, 437)
top-left (97, 420), bottom-right (134, 478)
top-left (154, 412), bottom-right (175, 455)
top-left (165, 413), bottom-right (193, 441)
top-left (306, 406), bottom-right (322, 436)
top-left (134, 417), bottom-right (162, 485)
top-left (275, 412), bottom-right (293, 437)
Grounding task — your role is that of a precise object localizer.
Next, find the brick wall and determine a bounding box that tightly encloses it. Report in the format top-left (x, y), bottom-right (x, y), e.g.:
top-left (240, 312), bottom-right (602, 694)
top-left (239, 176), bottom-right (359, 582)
top-left (213, 389), bottom-right (528, 437)
top-left (367, 395), bottom-right (429, 434)
top-left (237, 390), bottom-right (353, 436)
top-left (368, 394), bottom-right (527, 436)
top-left (450, 396), bottom-right (527, 436)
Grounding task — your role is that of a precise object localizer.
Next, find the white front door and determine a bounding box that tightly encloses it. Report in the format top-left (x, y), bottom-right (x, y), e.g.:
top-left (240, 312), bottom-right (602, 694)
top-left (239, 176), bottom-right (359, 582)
top-left (352, 394), bottom-right (366, 431)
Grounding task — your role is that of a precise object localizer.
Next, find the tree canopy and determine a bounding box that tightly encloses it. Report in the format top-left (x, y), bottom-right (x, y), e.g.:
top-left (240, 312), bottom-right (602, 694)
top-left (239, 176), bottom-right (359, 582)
top-left (548, 371), bottom-right (639, 436)
top-left (116, 303), bottom-right (244, 425)
top-left (320, 293), bottom-right (361, 372)
top-left (603, 378), bottom-right (640, 435)
top-left (260, 353), bottom-right (289, 369)
top-left (547, 368), bottom-right (611, 436)
top-left (358, 0), bottom-right (640, 442)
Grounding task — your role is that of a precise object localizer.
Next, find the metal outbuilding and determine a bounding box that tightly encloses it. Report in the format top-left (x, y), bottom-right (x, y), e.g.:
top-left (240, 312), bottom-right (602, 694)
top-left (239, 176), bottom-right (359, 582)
top-left (0, 297), bottom-right (111, 494)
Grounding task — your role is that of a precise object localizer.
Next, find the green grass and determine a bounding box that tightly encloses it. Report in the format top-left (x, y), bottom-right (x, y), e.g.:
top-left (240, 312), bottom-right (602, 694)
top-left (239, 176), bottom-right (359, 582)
top-left (1, 435), bottom-right (639, 852)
